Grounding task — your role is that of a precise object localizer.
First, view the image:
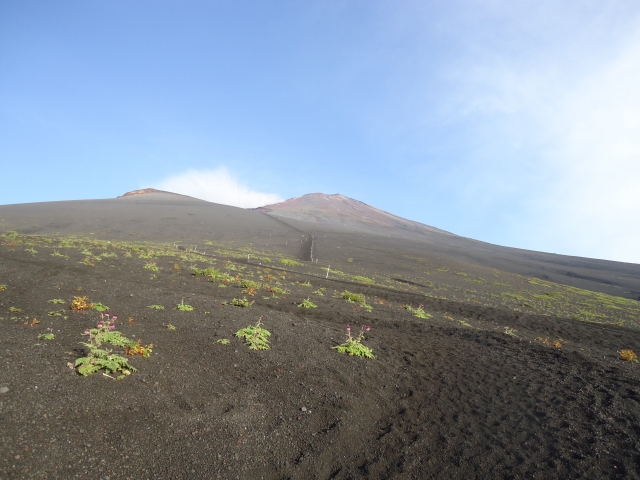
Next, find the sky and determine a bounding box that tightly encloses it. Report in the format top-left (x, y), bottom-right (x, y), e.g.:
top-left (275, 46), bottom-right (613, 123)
top-left (1, 1), bottom-right (640, 264)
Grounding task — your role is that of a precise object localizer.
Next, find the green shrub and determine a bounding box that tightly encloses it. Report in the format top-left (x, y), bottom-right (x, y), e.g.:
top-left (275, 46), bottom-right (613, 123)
top-left (298, 298), bottom-right (317, 308)
top-left (235, 317), bottom-right (270, 350)
top-left (231, 297), bottom-right (254, 308)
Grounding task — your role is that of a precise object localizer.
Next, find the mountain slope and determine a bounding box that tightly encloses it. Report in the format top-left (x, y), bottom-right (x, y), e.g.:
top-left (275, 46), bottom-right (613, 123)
top-left (255, 193), bottom-right (452, 238)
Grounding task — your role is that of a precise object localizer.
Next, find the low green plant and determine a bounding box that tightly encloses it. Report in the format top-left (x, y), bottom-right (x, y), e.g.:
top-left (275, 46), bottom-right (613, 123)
top-left (176, 299), bottom-right (194, 311)
top-left (51, 250), bottom-right (67, 258)
top-left (216, 339), bottom-right (230, 345)
top-left (239, 279), bottom-right (262, 289)
top-left (298, 298), bottom-right (317, 308)
top-left (299, 281), bottom-right (312, 287)
top-left (231, 297), bottom-right (254, 308)
top-left (0, 285), bottom-right (6, 291)
top-left (101, 252), bottom-right (117, 258)
top-left (9, 307), bottom-right (22, 313)
top-left (332, 324), bottom-right (374, 359)
top-left (49, 299), bottom-right (65, 305)
top-left (341, 290), bottom-right (365, 304)
top-left (404, 304), bottom-right (431, 319)
top-left (38, 333), bottom-right (55, 340)
top-left (235, 317), bottom-right (271, 350)
top-left (340, 290), bottom-right (373, 312)
top-left (192, 266), bottom-right (218, 276)
top-left (92, 302), bottom-right (110, 312)
top-left (25, 248), bottom-right (37, 254)
top-left (47, 310), bottom-right (65, 317)
top-left (148, 304), bottom-right (165, 310)
top-left (504, 326), bottom-right (518, 337)
top-left (352, 275), bottom-right (375, 285)
top-left (165, 324), bottom-right (176, 331)
top-left (313, 288), bottom-right (326, 296)
top-left (144, 261), bottom-right (159, 272)
top-left (279, 258), bottom-right (302, 267)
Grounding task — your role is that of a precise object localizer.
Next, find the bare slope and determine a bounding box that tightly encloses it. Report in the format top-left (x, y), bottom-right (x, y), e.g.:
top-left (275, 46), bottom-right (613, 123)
top-left (256, 193), bottom-right (640, 300)
top-left (1, 189), bottom-right (639, 300)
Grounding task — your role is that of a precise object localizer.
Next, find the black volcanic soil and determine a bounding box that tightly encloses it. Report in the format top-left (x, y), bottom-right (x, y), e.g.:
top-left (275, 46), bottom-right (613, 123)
top-left (1, 193), bottom-right (640, 479)
top-left (2, 241), bottom-right (640, 479)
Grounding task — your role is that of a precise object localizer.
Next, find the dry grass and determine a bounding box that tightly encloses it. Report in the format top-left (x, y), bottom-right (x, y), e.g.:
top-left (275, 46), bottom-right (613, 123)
top-left (70, 296), bottom-right (93, 311)
top-left (620, 349), bottom-right (638, 362)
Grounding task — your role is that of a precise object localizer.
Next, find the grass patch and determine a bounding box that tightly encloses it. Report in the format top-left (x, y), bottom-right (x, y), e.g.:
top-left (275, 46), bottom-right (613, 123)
top-left (340, 290), bottom-right (373, 312)
top-left (144, 261), bottom-right (159, 272)
top-left (279, 258), bottom-right (302, 267)
top-left (403, 304), bottom-right (431, 319)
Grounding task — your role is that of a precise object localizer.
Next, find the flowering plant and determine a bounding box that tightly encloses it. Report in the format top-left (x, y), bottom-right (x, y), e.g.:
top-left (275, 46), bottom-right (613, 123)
top-left (332, 324), bottom-right (374, 359)
top-left (75, 313), bottom-right (149, 379)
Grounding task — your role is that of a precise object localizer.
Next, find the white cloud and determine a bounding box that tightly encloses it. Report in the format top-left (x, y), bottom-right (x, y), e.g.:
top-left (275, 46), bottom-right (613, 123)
top-left (153, 168), bottom-right (283, 208)
top-left (536, 39), bottom-right (640, 263)
top-left (443, 8), bottom-right (640, 263)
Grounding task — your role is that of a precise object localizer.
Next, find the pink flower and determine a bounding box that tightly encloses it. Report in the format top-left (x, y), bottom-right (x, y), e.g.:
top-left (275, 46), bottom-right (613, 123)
top-left (365, 326), bottom-right (370, 331)
top-left (105, 313), bottom-right (110, 318)
top-left (97, 322), bottom-right (104, 328)
top-left (346, 325), bottom-right (351, 332)
top-left (84, 329), bottom-right (90, 334)
top-left (112, 315), bottom-right (118, 321)
top-left (109, 324), bottom-right (115, 330)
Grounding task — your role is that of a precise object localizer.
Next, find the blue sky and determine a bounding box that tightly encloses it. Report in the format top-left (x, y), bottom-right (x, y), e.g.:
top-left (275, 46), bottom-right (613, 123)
top-left (2, 1), bottom-right (640, 263)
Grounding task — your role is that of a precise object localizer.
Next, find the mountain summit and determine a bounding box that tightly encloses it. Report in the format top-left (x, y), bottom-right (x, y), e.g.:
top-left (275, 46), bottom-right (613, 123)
top-left (255, 193), bottom-right (451, 237)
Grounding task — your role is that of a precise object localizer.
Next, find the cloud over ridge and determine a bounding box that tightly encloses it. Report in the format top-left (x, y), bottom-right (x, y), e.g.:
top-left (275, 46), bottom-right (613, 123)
top-left (153, 168), bottom-right (283, 209)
